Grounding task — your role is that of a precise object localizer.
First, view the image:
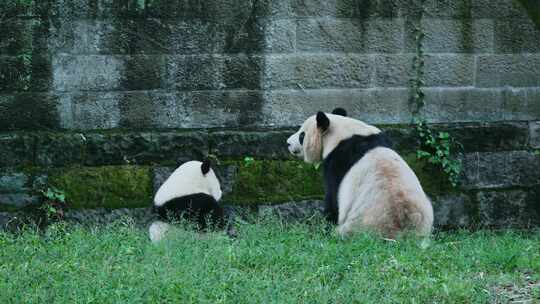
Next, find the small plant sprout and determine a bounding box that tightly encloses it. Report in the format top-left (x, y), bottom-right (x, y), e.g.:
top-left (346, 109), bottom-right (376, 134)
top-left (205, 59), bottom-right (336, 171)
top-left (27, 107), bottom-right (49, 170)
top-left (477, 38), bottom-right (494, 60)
top-left (39, 187), bottom-right (68, 223)
top-left (243, 156), bottom-right (255, 167)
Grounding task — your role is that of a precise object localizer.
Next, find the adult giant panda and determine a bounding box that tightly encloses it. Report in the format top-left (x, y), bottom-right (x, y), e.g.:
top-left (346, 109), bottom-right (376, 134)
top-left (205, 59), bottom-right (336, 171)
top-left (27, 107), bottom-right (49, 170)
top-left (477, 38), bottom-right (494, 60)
top-left (286, 108), bottom-right (433, 238)
top-left (149, 160), bottom-right (225, 242)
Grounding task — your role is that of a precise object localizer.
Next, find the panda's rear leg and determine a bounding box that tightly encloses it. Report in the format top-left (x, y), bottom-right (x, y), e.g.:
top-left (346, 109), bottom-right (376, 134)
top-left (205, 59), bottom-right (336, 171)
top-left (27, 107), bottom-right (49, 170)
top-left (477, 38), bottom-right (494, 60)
top-left (149, 221), bottom-right (171, 243)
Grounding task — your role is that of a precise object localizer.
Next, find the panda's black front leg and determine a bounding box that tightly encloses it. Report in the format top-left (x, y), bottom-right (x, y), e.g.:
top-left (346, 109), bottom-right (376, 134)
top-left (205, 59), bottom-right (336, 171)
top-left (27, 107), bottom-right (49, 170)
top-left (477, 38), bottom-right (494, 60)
top-left (323, 192), bottom-right (338, 225)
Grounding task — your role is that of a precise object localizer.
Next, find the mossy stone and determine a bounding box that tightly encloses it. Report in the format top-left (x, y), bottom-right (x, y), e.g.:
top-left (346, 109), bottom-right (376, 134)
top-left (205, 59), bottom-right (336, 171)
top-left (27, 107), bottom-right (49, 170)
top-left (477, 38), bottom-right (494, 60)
top-left (48, 166), bottom-right (152, 209)
top-left (402, 153), bottom-right (454, 198)
top-left (222, 160), bottom-right (324, 205)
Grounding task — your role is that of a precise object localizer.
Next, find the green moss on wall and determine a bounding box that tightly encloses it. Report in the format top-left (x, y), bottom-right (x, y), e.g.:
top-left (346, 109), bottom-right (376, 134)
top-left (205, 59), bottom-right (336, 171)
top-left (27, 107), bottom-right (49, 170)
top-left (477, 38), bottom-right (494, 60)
top-left (222, 160), bottom-right (324, 205)
top-left (517, 0), bottom-right (540, 29)
top-left (402, 153), bottom-right (454, 197)
top-left (48, 166), bottom-right (152, 209)
top-left (2, 156), bottom-right (456, 211)
top-left (220, 156), bottom-right (454, 206)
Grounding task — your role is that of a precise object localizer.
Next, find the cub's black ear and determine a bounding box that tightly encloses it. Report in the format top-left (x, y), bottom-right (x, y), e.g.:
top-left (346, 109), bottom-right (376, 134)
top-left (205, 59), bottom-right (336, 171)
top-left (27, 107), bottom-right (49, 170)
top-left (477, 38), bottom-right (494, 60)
top-left (331, 107), bottom-right (347, 117)
top-left (316, 111), bottom-right (330, 132)
top-left (201, 159), bottom-right (211, 175)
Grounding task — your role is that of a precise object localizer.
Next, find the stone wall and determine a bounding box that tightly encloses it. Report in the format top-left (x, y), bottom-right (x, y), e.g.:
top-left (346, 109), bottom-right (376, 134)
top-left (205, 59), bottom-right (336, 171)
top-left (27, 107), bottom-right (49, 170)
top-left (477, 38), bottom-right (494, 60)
top-left (1, 0), bottom-right (539, 228)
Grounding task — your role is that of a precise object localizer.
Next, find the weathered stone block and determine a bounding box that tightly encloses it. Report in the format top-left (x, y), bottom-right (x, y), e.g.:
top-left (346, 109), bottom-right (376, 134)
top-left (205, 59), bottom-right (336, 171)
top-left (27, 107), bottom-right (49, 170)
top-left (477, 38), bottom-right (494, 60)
top-left (0, 130), bottom-right (209, 168)
top-left (495, 18), bottom-right (540, 53)
top-left (433, 194), bottom-right (475, 228)
top-left (420, 19), bottom-right (494, 53)
top-left (0, 19), bottom-right (36, 55)
top-left (292, 0), bottom-right (340, 17)
top-left (531, 121), bottom-right (540, 149)
top-left (0, 133), bottom-right (35, 167)
top-left (57, 92), bottom-right (121, 130)
top-left (166, 55), bottom-right (263, 91)
top-left (421, 88), bottom-right (504, 123)
top-left (121, 55), bottom-right (166, 90)
top-left (48, 166), bottom-right (153, 209)
top-left (169, 20), bottom-right (228, 54)
top-left (503, 88), bottom-right (540, 121)
top-left (58, 90), bottom-right (265, 130)
top-left (295, 0), bottom-right (421, 18)
top-left (264, 19), bottom-right (296, 53)
top-left (177, 90), bottom-right (265, 128)
top-left (296, 18), bottom-right (405, 53)
top-left (138, 0), bottom-right (285, 20)
top-left (423, 0), bottom-right (527, 18)
top-left (476, 54), bottom-right (540, 88)
top-left (0, 194), bottom-right (39, 209)
top-left (263, 88), bottom-right (411, 127)
top-left (383, 127), bottom-right (419, 154)
top-left (222, 160), bottom-right (324, 205)
top-left (372, 55), bottom-right (413, 88)
top-left (0, 172), bottom-right (29, 193)
top-left (477, 190), bottom-right (539, 228)
top-left (117, 92), bottom-right (176, 129)
top-left (47, 0), bottom-right (102, 18)
top-left (470, 0), bottom-right (529, 18)
top-left (84, 131), bottom-right (209, 166)
top-left (0, 93), bottom-right (60, 131)
top-left (423, 55), bottom-right (475, 87)
top-left (52, 55), bottom-right (123, 91)
top-left (386, 122), bottom-right (531, 154)
top-left (265, 54), bottom-right (372, 89)
top-left (47, 20), bottom-right (93, 54)
top-left (221, 55), bottom-right (264, 90)
top-left (462, 151), bottom-right (540, 189)
top-left (152, 167), bottom-right (174, 194)
top-left (83, 19), bottom-right (246, 55)
top-left (384, 52), bottom-right (470, 87)
top-left (436, 122), bottom-right (530, 152)
top-left (259, 200), bottom-right (325, 219)
top-left (209, 130), bottom-right (292, 160)
top-left (0, 56), bottom-right (28, 92)
top-left (35, 133), bottom-right (86, 167)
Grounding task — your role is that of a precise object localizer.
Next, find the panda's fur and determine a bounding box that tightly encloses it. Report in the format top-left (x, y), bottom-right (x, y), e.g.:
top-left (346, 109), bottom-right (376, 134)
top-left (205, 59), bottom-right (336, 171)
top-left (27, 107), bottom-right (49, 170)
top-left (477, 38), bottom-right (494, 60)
top-left (149, 160), bottom-right (225, 242)
top-left (286, 109), bottom-right (433, 238)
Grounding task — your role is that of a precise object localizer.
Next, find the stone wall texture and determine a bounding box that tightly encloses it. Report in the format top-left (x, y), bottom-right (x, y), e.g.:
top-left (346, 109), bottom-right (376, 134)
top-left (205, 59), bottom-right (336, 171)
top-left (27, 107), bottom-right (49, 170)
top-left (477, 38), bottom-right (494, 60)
top-left (1, 0), bottom-right (539, 229)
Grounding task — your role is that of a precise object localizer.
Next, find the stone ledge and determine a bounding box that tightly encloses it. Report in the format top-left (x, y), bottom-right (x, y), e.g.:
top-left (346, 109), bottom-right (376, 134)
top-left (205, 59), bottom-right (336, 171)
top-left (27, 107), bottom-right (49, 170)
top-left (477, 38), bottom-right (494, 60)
top-left (531, 121), bottom-right (540, 149)
top-left (3, 88), bottom-right (537, 131)
top-left (296, 18), bottom-right (405, 53)
top-left (476, 190), bottom-right (540, 228)
top-left (0, 122), bottom-right (533, 168)
top-left (476, 55), bottom-right (540, 88)
top-left (462, 151), bottom-right (540, 189)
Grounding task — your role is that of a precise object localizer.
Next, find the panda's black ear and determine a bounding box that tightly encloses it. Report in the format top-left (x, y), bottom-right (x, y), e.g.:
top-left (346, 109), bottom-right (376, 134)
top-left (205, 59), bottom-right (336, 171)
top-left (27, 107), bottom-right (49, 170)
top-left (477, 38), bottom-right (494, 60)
top-left (201, 159), bottom-right (211, 175)
top-left (331, 107), bottom-right (347, 117)
top-left (316, 111), bottom-right (330, 132)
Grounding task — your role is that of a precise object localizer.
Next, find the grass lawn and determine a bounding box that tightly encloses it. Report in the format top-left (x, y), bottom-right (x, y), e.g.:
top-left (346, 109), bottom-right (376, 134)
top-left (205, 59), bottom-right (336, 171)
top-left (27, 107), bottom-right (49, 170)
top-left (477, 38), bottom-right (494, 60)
top-left (0, 217), bottom-right (539, 303)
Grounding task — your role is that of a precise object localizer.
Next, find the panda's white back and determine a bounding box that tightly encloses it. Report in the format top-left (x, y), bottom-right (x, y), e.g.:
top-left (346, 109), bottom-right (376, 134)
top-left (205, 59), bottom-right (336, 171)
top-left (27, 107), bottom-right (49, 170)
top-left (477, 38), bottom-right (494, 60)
top-left (337, 147), bottom-right (433, 238)
top-left (154, 161), bottom-right (222, 207)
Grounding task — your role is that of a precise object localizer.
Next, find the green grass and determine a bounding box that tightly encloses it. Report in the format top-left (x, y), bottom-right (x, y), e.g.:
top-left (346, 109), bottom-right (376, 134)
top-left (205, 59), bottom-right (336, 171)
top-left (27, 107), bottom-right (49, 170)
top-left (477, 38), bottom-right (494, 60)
top-left (0, 218), bottom-right (539, 303)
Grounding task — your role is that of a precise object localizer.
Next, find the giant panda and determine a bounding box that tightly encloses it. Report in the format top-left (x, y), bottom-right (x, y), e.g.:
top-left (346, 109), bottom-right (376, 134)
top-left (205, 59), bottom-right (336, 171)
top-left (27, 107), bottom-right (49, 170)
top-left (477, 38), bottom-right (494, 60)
top-left (149, 160), bottom-right (225, 242)
top-left (286, 108), bottom-right (433, 238)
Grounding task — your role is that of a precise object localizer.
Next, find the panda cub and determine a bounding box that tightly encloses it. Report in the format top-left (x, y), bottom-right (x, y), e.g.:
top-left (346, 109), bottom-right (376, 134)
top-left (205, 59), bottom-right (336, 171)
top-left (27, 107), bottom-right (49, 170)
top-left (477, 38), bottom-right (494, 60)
top-left (287, 108), bottom-right (433, 238)
top-left (149, 160), bottom-right (225, 242)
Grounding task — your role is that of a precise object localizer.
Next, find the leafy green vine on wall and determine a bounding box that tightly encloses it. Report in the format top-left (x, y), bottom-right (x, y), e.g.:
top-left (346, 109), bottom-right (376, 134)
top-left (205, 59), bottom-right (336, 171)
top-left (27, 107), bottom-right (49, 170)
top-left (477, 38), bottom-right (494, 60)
top-left (410, 2), bottom-right (462, 187)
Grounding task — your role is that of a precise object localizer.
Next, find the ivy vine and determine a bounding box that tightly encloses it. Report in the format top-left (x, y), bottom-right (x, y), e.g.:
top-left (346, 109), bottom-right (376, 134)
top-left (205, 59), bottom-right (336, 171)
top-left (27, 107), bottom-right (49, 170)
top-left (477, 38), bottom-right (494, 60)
top-left (410, 2), bottom-right (463, 187)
